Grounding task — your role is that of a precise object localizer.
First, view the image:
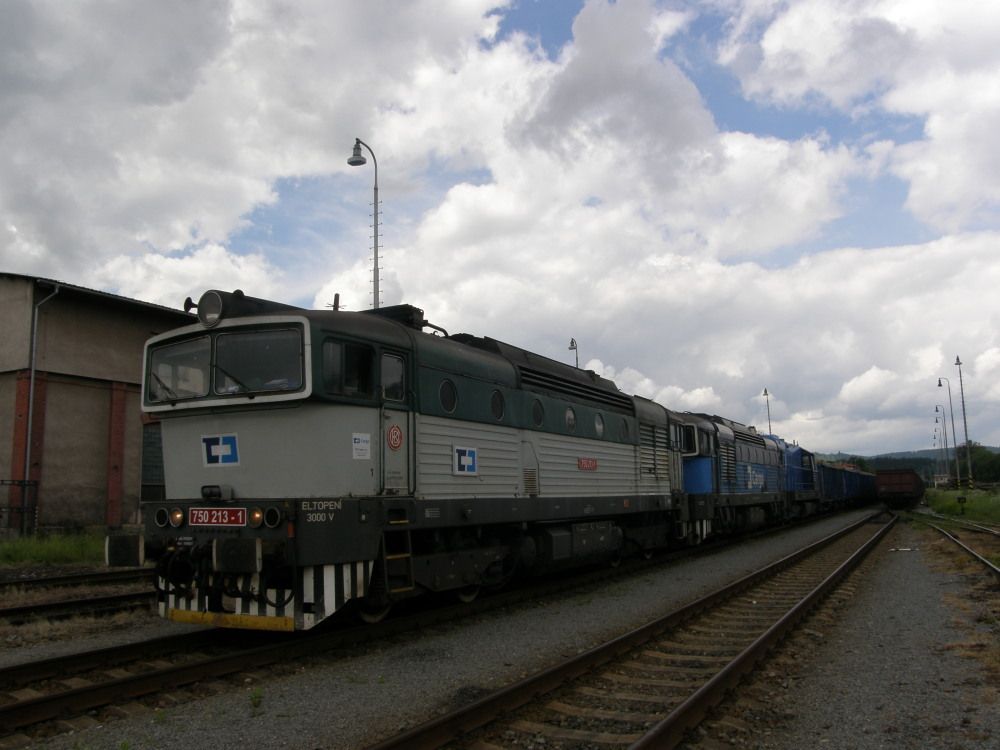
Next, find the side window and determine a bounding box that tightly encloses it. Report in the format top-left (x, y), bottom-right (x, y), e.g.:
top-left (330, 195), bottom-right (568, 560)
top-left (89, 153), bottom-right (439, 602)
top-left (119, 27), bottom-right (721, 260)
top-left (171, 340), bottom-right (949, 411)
top-left (322, 340), bottom-right (374, 397)
top-left (681, 425), bottom-right (696, 454)
top-left (699, 431), bottom-right (712, 456)
top-left (440, 379), bottom-right (458, 412)
top-left (382, 354), bottom-right (405, 401)
top-left (565, 407), bottom-right (577, 432)
top-left (322, 341), bottom-right (342, 391)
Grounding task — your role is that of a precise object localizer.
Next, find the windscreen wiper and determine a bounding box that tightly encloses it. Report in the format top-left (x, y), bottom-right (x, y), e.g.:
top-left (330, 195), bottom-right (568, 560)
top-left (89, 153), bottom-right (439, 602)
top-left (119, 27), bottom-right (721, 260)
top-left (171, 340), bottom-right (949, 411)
top-left (150, 372), bottom-right (179, 402)
top-left (214, 364), bottom-right (255, 397)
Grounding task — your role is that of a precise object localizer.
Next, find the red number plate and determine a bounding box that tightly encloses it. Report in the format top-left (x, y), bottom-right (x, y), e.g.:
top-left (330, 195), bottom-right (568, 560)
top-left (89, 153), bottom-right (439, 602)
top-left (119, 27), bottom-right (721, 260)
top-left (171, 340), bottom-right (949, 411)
top-left (189, 507), bottom-right (247, 526)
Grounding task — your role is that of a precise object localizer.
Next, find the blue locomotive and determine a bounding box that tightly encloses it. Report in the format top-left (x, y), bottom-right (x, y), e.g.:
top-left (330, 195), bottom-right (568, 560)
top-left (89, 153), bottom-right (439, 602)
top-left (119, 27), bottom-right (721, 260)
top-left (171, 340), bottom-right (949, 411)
top-left (107, 290), bottom-right (873, 630)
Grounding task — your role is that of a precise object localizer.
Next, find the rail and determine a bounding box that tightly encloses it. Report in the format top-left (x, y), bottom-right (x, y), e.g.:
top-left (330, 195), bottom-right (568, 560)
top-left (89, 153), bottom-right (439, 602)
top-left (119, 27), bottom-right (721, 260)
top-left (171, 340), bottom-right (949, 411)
top-left (363, 511), bottom-right (895, 750)
top-left (929, 523), bottom-right (1000, 581)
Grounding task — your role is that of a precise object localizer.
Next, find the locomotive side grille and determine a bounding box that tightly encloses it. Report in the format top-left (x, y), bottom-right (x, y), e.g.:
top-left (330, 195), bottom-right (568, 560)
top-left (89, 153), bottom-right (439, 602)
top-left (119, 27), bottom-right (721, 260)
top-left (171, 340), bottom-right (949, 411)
top-left (720, 443), bottom-right (736, 490)
top-left (639, 425), bottom-right (671, 479)
top-left (523, 468), bottom-right (539, 496)
top-left (518, 366), bottom-right (634, 411)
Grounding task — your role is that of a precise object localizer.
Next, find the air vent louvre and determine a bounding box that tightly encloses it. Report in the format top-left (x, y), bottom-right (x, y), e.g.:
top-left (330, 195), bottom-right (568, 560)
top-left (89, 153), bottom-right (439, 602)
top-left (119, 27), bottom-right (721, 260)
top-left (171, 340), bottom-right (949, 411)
top-left (519, 366), bottom-right (633, 411)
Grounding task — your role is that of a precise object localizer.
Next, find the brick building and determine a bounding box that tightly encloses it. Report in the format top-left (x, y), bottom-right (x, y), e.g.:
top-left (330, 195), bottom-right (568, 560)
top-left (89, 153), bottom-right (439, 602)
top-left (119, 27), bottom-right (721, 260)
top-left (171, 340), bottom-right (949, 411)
top-left (1, 273), bottom-right (192, 534)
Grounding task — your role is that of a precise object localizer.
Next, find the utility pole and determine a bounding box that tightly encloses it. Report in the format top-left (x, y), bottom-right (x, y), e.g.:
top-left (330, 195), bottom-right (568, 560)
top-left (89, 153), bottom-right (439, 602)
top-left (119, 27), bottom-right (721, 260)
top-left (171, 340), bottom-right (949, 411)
top-left (955, 356), bottom-right (973, 488)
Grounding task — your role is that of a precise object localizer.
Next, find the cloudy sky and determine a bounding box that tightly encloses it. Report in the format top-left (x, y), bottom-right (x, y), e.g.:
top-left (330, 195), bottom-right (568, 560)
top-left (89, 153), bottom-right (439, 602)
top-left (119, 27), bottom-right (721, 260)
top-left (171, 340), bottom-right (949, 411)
top-left (3, 0), bottom-right (998, 457)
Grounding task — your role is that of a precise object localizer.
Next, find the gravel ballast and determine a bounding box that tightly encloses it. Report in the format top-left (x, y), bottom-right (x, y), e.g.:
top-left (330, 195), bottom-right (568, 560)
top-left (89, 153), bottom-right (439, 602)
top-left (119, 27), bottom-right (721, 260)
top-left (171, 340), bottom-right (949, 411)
top-left (724, 520), bottom-right (999, 750)
top-left (14, 509), bottom-right (997, 750)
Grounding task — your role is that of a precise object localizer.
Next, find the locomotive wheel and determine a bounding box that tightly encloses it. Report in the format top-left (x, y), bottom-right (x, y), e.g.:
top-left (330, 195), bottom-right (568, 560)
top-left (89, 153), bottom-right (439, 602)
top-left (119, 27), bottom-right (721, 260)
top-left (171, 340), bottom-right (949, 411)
top-left (358, 599), bottom-right (392, 624)
top-left (455, 585), bottom-right (480, 604)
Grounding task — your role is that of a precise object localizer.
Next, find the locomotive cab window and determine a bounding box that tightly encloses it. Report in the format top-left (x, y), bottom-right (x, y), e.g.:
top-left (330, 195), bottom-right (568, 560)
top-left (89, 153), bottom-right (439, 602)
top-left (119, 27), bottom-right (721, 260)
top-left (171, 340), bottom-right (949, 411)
top-left (323, 340), bottom-right (374, 398)
top-left (147, 336), bottom-right (210, 403)
top-left (214, 328), bottom-right (303, 395)
top-left (381, 354), bottom-right (405, 402)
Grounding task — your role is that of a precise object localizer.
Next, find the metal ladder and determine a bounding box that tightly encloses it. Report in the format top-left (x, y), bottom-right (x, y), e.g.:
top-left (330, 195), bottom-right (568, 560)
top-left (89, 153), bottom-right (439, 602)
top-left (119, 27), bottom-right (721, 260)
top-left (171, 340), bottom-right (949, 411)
top-left (383, 521), bottom-right (415, 594)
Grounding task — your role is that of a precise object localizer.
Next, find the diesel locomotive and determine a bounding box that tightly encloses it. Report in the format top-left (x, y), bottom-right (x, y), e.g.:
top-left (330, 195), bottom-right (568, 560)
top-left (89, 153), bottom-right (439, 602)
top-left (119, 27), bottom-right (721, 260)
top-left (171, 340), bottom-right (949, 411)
top-left (107, 289), bottom-right (873, 631)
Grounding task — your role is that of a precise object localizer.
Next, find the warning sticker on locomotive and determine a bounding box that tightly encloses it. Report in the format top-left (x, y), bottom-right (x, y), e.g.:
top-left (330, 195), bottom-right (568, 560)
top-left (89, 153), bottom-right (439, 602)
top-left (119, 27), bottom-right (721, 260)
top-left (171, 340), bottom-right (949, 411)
top-left (453, 446), bottom-right (478, 476)
top-left (386, 424), bottom-right (404, 451)
top-left (352, 433), bottom-right (371, 460)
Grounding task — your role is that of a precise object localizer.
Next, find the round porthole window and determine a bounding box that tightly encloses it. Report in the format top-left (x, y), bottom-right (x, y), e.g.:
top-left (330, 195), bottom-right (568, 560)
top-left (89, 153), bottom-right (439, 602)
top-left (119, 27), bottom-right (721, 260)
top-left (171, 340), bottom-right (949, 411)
top-left (594, 413), bottom-right (605, 438)
top-left (439, 379), bottom-right (457, 413)
top-left (491, 390), bottom-right (505, 420)
top-left (565, 407), bottom-right (577, 432)
top-left (532, 399), bottom-right (545, 427)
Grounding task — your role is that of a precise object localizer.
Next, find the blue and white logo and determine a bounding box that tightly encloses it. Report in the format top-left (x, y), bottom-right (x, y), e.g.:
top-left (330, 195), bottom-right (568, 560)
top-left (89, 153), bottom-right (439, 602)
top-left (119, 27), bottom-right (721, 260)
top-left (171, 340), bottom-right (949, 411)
top-left (453, 446), bottom-right (478, 476)
top-left (202, 434), bottom-right (239, 466)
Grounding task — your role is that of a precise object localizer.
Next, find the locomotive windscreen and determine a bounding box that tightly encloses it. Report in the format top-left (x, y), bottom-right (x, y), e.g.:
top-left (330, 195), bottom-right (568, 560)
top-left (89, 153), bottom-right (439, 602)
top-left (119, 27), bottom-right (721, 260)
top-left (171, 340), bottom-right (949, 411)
top-left (146, 327), bottom-right (304, 404)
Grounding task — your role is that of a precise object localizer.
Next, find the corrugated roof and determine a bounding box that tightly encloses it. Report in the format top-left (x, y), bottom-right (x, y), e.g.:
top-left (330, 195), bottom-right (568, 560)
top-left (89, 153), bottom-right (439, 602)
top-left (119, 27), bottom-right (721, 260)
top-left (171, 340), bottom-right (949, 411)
top-left (1, 271), bottom-right (195, 320)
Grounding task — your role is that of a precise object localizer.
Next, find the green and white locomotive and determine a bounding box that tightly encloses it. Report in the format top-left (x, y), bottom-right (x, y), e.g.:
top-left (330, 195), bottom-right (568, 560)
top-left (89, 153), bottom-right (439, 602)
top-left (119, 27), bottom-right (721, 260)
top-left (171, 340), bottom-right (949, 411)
top-left (108, 289), bottom-right (867, 631)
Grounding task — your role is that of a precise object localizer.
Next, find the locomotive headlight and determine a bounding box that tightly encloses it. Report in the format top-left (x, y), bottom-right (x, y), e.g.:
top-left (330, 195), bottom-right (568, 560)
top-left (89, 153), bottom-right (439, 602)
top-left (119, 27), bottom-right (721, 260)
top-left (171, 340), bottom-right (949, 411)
top-left (197, 290), bottom-right (224, 327)
top-left (168, 507), bottom-right (185, 528)
top-left (249, 507), bottom-right (265, 528)
top-left (263, 507), bottom-right (283, 529)
top-left (154, 507), bottom-right (170, 528)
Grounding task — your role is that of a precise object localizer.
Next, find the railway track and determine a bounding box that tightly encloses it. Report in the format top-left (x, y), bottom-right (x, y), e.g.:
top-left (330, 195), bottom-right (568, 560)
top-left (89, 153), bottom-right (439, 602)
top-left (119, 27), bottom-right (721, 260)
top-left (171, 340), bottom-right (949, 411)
top-left (928, 522), bottom-right (1000, 581)
top-left (364, 511), bottom-right (895, 750)
top-left (0, 539), bottom-right (712, 742)
top-left (0, 569), bottom-right (156, 624)
top-left (0, 568), bottom-right (153, 592)
top-left (0, 591), bottom-right (155, 624)
top-left (912, 508), bottom-right (1000, 538)
top-left (0, 512), bottom-right (873, 743)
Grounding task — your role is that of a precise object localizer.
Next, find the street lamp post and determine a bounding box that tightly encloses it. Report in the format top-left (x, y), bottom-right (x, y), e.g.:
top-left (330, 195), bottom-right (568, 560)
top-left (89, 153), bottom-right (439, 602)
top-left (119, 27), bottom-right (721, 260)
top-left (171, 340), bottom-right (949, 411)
top-left (935, 406), bottom-right (950, 486)
top-left (347, 138), bottom-right (380, 309)
top-left (933, 427), bottom-right (944, 478)
top-left (938, 377), bottom-right (961, 486)
top-left (955, 356), bottom-right (973, 487)
top-left (762, 388), bottom-right (772, 434)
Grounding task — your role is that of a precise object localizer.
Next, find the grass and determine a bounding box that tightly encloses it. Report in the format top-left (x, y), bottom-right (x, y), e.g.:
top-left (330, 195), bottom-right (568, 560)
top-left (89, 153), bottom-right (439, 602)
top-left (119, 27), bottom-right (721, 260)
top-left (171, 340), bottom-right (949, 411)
top-left (925, 488), bottom-right (1000, 525)
top-left (249, 686), bottom-right (264, 717)
top-left (0, 532), bottom-right (105, 566)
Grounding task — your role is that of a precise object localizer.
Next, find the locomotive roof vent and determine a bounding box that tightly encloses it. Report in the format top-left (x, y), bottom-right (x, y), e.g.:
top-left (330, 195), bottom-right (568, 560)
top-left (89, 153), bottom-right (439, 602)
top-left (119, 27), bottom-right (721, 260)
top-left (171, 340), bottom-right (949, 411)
top-left (184, 289), bottom-right (302, 327)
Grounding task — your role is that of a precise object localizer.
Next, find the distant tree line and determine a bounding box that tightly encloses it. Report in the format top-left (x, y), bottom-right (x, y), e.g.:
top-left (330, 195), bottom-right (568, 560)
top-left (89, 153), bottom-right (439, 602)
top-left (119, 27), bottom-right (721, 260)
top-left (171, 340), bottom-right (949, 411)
top-left (840, 443), bottom-right (1000, 484)
top-left (957, 443), bottom-right (1000, 483)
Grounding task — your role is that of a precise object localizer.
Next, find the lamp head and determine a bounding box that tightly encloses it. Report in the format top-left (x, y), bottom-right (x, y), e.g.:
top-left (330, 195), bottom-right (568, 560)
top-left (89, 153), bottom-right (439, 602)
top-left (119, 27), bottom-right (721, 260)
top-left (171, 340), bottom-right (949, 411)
top-left (938, 378), bottom-right (943, 387)
top-left (348, 140), bottom-right (366, 166)
top-left (955, 355), bottom-right (962, 366)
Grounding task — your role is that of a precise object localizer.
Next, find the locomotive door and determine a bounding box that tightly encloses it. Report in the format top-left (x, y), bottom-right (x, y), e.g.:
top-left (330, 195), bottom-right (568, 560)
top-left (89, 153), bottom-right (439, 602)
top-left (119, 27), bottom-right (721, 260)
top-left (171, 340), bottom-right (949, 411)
top-left (380, 352), bottom-right (412, 494)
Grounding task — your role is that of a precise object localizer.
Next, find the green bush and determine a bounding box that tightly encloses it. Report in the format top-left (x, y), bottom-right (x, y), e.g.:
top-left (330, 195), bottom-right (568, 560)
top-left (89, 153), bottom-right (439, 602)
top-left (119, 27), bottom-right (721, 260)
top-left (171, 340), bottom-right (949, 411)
top-left (925, 488), bottom-right (1000, 525)
top-left (0, 533), bottom-right (105, 566)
